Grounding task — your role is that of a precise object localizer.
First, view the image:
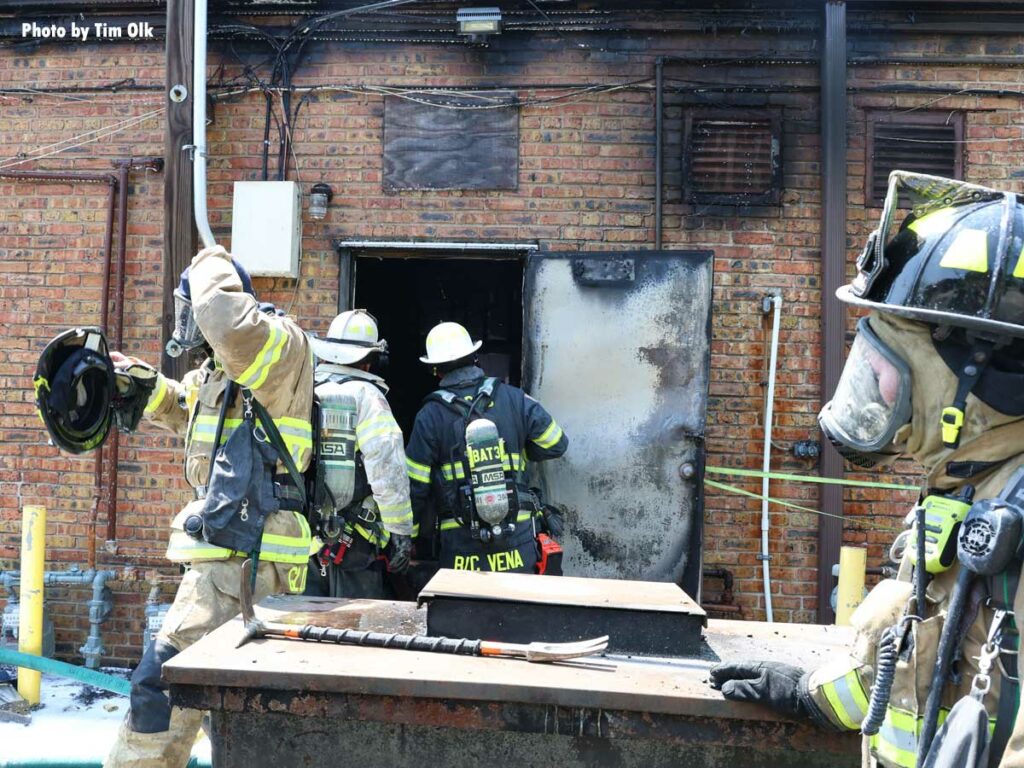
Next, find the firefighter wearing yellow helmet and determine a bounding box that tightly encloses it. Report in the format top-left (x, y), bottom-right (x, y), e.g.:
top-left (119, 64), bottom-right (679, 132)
top-left (710, 172), bottom-right (1024, 767)
top-left (104, 246), bottom-right (314, 768)
top-left (306, 309), bottom-right (414, 598)
top-left (405, 322), bottom-right (569, 574)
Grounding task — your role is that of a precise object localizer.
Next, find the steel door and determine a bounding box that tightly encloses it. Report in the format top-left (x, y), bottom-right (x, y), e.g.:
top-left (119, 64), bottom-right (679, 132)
top-left (522, 251), bottom-right (712, 596)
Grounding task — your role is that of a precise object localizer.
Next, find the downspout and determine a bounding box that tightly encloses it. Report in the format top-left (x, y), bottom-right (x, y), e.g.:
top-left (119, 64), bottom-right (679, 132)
top-left (192, 0), bottom-right (216, 248)
top-left (654, 57), bottom-right (663, 250)
top-left (760, 294), bottom-right (782, 623)
top-left (819, 0), bottom-right (848, 624)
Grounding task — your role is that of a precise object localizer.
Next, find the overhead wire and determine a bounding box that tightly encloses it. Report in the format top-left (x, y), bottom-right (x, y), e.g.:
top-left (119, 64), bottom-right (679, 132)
top-left (212, 79), bottom-right (652, 110)
top-left (0, 107), bottom-right (166, 170)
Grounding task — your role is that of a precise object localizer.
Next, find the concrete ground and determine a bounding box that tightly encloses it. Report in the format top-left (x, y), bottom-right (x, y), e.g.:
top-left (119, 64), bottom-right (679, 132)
top-left (0, 670), bottom-right (211, 768)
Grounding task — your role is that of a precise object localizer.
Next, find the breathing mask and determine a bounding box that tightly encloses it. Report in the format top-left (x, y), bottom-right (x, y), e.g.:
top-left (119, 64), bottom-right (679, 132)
top-left (819, 316), bottom-right (913, 468)
top-left (166, 257), bottom-right (255, 358)
top-left (166, 286), bottom-right (203, 358)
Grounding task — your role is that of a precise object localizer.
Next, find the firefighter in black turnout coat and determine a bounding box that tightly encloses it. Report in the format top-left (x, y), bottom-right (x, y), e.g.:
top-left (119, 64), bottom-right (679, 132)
top-left (405, 322), bottom-right (568, 573)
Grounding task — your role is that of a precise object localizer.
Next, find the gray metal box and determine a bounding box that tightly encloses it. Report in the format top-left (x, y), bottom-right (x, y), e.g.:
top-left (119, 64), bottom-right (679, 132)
top-left (419, 569), bottom-right (707, 657)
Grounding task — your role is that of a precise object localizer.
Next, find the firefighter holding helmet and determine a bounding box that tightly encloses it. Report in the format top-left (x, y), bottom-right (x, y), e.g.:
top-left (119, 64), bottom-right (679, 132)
top-left (79, 245), bottom-right (316, 768)
top-left (306, 309), bottom-right (414, 598)
top-left (405, 321), bottom-right (568, 574)
top-left (709, 173), bottom-right (1024, 767)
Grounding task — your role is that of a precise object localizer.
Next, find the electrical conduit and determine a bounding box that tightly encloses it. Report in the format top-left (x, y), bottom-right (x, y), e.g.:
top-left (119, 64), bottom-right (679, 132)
top-left (193, 0), bottom-right (216, 248)
top-left (761, 295), bottom-right (782, 623)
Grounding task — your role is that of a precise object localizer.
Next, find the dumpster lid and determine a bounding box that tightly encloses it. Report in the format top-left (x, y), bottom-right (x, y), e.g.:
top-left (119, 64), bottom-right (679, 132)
top-left (417, 569), bottom-right (706, 617)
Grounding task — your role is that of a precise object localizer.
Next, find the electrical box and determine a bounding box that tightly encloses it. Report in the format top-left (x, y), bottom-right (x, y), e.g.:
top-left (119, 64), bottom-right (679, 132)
top-left (231, 181), bottom-right (302, 278)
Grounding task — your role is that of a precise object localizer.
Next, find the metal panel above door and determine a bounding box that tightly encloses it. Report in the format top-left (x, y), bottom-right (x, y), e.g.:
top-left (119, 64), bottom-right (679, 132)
top-left (522, 251), bottom-right (713, 597)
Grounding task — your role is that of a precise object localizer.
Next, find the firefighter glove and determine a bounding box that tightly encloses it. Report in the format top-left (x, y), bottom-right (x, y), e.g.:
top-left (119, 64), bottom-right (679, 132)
top-left (387, 534), bottom-right (413, 574)
top-left (112, 359), bottom-right (158, 433)
top-left (541, 504), bottom-right (565, 539)
top-left (709, 661), bottom-right (809, 718)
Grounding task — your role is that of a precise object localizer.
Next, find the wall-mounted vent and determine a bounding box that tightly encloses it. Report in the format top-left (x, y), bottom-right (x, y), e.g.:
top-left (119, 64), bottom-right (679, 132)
top-left (866, 112), bottom-right (965, 206)
top-left (683, 110), bottom-right (781, 206)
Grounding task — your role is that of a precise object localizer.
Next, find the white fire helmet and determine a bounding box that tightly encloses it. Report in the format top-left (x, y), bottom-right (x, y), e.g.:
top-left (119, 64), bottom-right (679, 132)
top-left (420, 322), bottom-right (482, 365)
top-left (310, 309), bottom-right (385, 365)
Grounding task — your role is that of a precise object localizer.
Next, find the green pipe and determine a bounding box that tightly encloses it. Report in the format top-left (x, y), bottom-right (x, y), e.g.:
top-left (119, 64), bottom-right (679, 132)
top-left (0, 647), bottom-right (129, 696)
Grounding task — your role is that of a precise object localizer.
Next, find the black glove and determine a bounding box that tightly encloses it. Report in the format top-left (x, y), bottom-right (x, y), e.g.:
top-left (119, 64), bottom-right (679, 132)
top-left (709, 661), bottom-right (808, 718)
top-left (387, 534), bottom-right (413, 574)
top-left (112, 361), bottom-right (157, 432)
top-left (540, 504), bottom-right (565, 539)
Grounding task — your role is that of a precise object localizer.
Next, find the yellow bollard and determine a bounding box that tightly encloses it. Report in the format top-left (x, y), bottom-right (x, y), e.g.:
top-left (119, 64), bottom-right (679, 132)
top-left (836, 545), bottom-right (867, 626)
top-left (18, 505), bottom-right (45, 705)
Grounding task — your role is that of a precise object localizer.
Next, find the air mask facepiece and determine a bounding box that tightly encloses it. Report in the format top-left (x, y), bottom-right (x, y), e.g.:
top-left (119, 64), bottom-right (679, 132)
top-left (819, 316), bottom-right (913, 469)
top-left (166, 286), bottom-right (204, 358)
top-left (166, 257), bottom-right (255, 358)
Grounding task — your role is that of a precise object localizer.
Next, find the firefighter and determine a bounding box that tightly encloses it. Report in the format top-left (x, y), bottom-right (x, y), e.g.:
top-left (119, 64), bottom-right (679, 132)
top-left (405, 321), bottom-right (568, 574)
top-left (104, 245), bottom-right (314, 768)
top-left (305, 309), bottom-right (414, 598)
top-left (709, 173), bottom-right (1024, 767)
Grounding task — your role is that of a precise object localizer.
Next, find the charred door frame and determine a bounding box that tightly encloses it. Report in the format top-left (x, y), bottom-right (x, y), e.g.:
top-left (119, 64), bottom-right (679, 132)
top-left (522, 250), bottom-right (712, 600)
top-left (334, 239), bottom-right (538, 313)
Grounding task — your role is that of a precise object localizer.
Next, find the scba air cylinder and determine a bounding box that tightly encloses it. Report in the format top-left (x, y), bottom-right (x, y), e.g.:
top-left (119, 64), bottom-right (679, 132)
top-left (317, 385), bottom-right (358, 510)
top-left (465, 418), bottom-right (510, 527)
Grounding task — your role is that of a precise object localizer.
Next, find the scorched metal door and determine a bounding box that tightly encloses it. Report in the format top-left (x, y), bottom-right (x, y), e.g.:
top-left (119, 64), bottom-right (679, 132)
top-left (522, 251), bottom-right (712, 597)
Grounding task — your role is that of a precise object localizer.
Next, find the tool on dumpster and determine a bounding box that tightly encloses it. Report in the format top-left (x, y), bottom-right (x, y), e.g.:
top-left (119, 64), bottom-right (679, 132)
top-left (236, 560), bottom-right (608, 662)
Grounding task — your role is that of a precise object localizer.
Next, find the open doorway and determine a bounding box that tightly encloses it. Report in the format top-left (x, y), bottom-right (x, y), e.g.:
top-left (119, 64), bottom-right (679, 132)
top-left (352, 255), bottom-right (524, 436)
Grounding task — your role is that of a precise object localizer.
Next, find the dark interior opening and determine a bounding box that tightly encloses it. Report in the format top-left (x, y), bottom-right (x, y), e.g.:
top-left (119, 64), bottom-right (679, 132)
top-left (352, 255), bottom-right (524, 438)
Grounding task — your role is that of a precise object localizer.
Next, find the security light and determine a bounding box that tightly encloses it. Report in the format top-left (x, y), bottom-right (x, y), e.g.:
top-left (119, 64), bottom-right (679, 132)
top-left (457, 7), bottom-right (502, 40)
top-left (309, 182), bottom-right (333, 220)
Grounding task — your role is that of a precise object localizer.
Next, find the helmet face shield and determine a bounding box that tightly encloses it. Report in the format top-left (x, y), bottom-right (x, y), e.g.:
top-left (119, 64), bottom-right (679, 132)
top-left (166, 287), bottom-right (204, 358)
top-left (819, 318), bottom-right (913, 462)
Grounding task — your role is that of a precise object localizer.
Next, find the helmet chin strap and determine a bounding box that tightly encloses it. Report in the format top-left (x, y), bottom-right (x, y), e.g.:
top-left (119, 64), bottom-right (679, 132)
top-left (941, 341), bottom-right (994, 449)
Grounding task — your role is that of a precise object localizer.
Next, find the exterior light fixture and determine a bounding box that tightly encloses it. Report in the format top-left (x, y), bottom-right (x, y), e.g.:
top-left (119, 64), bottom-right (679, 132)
top-left (309, 182), bottom-right (333, 220)
top-left (457, 7), bottom-right (502, 41)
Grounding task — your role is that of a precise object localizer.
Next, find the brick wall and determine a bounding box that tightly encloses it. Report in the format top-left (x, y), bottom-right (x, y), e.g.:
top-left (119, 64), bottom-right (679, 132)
top-left (1, 16), bottom-right (1023, 665)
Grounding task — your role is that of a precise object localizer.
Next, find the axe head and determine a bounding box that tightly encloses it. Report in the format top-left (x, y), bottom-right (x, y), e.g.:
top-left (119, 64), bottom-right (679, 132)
top-left (236, 559), bottom-right (265, 648)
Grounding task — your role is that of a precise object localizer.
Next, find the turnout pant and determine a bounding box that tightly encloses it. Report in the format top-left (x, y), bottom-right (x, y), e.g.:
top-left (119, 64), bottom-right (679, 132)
top-left (104, 557), bottom-right (288, 768)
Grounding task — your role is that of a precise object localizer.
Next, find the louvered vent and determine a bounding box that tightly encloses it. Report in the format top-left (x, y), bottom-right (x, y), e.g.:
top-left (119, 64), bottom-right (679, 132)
top-left (867, 113), bottom-right (964, 206)
top-left (683, 112), bottom-right (781, 205)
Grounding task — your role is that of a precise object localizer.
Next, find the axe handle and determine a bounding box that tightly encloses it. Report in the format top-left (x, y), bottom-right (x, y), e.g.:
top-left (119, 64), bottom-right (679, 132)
top-left (282, 624), bottom-right (483, 656)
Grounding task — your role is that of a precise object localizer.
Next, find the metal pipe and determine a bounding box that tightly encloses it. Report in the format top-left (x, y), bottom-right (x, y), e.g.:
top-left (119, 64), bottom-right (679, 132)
top-left (0, 169), bottom-right (119, 569)
top-left (193, 0), bottom-right (216, 248)
top-left (818, 0), bottom-right (848, 624)
top-left (90, 181), bottom-right (118, 570)
top-left (0, 170), bottom-right (117, 185)
top-left (835, 546), bottom-right (867, 625)
top-left (80, 570), bottom-right (117, 669)
top-left (654, 57), bottom-right (663, 250)
top-left (1, 567), bottom-right (150, 668)
top-left (18, 505), bottom-right (46, 704)
top-left (760, 294), bottom-right (782, 623)
top-left (103, 163), bottom-right (131, 551)
top-left (102, 156), bottom-right (161, 552)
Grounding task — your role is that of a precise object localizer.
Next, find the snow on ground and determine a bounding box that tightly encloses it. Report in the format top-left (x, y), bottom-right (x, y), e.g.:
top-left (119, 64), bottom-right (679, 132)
top-left (0, 671), bottom-right (211, 767)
